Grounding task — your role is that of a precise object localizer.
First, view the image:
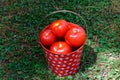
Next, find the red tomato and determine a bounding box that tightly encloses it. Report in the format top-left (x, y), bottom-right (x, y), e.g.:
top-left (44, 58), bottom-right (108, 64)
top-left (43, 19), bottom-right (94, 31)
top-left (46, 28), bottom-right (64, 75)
top-left (50, 41), bottom-right (71, 54)
top-left (65, 26), bottom-right (86, 47)
top-left (49, 20), bottom-right (69, 37)
top-left (68, 22), bottom-right (80, 29)
top-left (39, 29), bottom-right (56, 46)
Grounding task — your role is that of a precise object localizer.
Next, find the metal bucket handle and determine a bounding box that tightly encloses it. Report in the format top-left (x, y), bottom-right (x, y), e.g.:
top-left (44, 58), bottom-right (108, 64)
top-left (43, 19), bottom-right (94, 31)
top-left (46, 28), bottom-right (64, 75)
top-left (37, 10), bottom-right (88, 42)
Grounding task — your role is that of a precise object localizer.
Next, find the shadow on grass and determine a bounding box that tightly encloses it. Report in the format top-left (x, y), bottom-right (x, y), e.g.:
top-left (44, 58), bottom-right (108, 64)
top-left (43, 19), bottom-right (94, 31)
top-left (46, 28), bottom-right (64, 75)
top-left (79, 45), bottom-right (97, 72)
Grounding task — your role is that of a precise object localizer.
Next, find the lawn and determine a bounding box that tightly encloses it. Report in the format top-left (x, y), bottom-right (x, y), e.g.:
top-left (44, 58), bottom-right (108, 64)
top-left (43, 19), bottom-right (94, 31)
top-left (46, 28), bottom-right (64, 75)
top-left (0, 0), bottom-right (120, 80)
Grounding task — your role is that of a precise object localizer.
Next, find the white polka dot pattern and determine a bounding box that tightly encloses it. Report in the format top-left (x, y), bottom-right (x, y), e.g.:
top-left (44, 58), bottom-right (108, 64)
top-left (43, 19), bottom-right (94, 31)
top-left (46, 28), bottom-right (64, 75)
top-left (69, 59), bottom-right (73, 61)
top-left (59, 58), bottom-right (63, 61)
top-left (49, 56), bottom-right (52, 59)
top-left (60, 71), bottom-right (64, 73)
top-left (64, 61), bottom-right (67, 63)
top-left (72, 54), bottom-right (75, 57)
top-left (55, 55), bottom-right (59, 57)
top-left (43, 47), bottom-right (83, 77)
top-left (60, 54), bottom-right (64, 57)
top-left (74, 68), bottom-right (77, 71)
top-left (58, 61), bottom-right (62, 64)
top-left (52, 63), bottom-right (55, 66)
top-left (65, 70), bottom-right (69, 72)
top-left (52, 61), bottom-right (56, 64)
top-left (54, 58), bottom-right (57, 61)
top-left (72, 64), bottom-right (75, 66)
top-left (66, 54), bottom-right (70, 56)
top-left (58, 74), bottom-right (62, 76)
top-left (68, 62), bottom-right (72, 65)
top-left (55, 70), bottom-right (57, 73)
top-left (65, 57), bottom-right (69, 60)
top-left (62, 64), bottom-right (66, 67)
top-left (57, 65), bottom-right (60, 67)
top-left (69, 71), bottom-right (72, 74)
top-left (64, 73), bottom-right (68, 76)
top-left (61, 68), bottom-right (65, 70)
top-left (56, 67), bottom-right (59, 70)
top-left (73, 71), bottom-right (76, 74)
top-left (76, 63), bottom-right (80, 66)
top-left (71, 68), bottom-right (74, 70)
top-left (74, 59), bottom-right (77, 62)
top-left (50, 53), bottom-right (53, 56)
top-left (66, 66), bottom-right (70, 69)
top-left (48, 59), bottom-right (50, 61)
top-left (75, 54), bottom-right (79, 58)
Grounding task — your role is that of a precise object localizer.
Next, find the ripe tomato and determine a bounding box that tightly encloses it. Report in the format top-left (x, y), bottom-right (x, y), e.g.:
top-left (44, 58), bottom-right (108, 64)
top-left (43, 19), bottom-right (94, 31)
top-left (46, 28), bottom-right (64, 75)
top-left (49, 20), bottom-right (69, 37)
top-left (68, 22), bottom-right (80, 29)
top-left (50, 41), bottom-right (71, 54)
top-left (39, 28), bottom-right (56, 46)
top-left (65, 26), bottom-right (86, 47)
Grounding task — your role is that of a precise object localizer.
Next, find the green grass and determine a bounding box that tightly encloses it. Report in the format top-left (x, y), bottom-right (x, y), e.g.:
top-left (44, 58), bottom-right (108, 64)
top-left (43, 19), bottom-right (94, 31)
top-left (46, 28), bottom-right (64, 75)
top-left (0, 0), bottom-right (120, 80)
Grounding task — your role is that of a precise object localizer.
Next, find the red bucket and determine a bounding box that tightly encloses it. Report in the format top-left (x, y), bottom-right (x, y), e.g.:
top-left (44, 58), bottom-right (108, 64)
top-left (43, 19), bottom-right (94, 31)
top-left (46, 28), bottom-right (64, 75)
top-left (38, 10), bottom-right (87, 77)
top-left (40, 41), bottom-right (85, 77)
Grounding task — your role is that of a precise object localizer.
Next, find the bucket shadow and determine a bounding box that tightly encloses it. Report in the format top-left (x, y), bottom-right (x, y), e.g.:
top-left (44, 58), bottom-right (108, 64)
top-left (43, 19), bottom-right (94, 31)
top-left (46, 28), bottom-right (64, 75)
top-left (79, 45), bottom-right (97, 72)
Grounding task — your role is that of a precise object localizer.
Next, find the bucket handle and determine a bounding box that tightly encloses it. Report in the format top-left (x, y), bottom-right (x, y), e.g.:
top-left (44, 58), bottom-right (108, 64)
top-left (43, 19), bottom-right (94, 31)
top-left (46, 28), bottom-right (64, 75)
top-left (37, 10), bottom-right (88, 40)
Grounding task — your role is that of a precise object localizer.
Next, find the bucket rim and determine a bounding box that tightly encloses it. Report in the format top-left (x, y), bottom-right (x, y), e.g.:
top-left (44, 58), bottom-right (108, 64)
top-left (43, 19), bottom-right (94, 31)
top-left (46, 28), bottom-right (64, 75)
top-left (39, 41), bottom-right (85, 55)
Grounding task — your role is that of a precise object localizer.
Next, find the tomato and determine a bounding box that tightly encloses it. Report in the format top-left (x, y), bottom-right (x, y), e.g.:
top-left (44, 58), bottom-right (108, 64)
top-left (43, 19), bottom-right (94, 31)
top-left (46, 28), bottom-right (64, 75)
top-left (50, 41), bottom-right (71, 54)
top-left (49, 20), bottom-right (69, 37)
top-left (65, 26), bottom-right (86, 47)
top-left (67, 22), bottom-right (80, 29)
top-left (39, 29), bottom-right (56, 46)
